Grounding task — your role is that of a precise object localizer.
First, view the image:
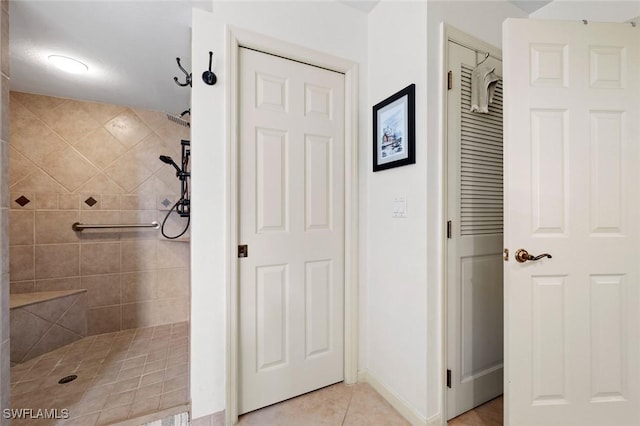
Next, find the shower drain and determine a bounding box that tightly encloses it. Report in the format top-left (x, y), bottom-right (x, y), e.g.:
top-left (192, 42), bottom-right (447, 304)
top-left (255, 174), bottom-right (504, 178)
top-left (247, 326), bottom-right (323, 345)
top-left (58, 375), bottom-right (77, 384)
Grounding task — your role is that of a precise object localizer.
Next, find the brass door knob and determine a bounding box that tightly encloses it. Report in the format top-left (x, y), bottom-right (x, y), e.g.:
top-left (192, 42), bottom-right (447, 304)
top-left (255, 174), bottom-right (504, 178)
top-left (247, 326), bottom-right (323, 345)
top-left (515, 249), bottom-right (552, 263)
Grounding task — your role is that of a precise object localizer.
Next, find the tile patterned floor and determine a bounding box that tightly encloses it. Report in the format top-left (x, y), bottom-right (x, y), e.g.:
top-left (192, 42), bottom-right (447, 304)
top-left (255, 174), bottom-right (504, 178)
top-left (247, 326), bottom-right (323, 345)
top-left (10, 322), bottom-right (189, 425)
top-left (448, 396), bottom-right (503, 426)
top-left (236, 382), bottom-right (409, 426)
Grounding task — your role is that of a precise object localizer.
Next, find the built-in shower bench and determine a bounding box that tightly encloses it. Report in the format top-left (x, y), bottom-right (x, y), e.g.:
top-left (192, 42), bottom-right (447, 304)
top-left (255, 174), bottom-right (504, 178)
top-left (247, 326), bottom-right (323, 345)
top-left (10, 289), bottom-right (87, 364)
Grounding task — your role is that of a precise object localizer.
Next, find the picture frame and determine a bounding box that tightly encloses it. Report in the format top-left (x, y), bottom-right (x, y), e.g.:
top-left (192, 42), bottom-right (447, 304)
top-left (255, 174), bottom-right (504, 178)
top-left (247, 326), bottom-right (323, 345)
top-left (372, 83), bottom-right (415, 172)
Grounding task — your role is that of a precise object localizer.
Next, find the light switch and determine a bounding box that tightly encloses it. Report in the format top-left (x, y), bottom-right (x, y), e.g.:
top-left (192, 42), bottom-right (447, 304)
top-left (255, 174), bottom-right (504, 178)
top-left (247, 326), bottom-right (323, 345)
top-left (392, 196), bottom-right (407, 218)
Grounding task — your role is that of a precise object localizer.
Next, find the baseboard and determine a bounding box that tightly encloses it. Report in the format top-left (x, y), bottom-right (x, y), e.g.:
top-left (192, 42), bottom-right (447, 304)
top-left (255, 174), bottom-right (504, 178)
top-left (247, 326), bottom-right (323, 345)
top-left (357, 370), bottom-right (428, 426)
top-left (427, 414), bottom-right (443, 426)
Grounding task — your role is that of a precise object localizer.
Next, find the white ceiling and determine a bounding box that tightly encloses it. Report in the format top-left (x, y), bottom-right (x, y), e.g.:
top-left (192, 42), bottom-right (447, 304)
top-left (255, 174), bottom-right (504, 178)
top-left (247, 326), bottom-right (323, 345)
top-left (10, 0), bottom-right (212, 115)
top-left (9, 0), bottom-right (554, 115)
top-left (508, 0), bottom-right (553, 14)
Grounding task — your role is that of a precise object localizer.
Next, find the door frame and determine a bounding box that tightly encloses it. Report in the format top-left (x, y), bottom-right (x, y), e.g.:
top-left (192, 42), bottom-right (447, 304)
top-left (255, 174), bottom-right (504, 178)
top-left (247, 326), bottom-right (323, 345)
top-left (439, 23), bottom-right (503, 425)
top-left (225, 26), bottom-right (360, 425)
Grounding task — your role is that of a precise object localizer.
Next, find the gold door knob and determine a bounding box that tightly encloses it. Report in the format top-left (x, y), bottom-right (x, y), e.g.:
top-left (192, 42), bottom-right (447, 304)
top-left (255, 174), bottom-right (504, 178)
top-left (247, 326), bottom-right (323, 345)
top-left (515, 249), bottom-right (552, 263)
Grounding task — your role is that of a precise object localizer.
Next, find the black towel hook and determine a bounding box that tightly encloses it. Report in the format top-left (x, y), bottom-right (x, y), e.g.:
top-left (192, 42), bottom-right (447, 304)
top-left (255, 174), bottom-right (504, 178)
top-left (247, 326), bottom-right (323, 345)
top-left (202, 51), bottom-right (217, 86)
top-left (174, 57), bottom-right (192, 87)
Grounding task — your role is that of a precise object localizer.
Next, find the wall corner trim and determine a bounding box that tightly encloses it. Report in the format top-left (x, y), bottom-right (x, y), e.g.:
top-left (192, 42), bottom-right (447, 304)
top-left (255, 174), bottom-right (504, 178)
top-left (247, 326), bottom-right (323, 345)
top-left (358, 370), bottom-right (428, 426)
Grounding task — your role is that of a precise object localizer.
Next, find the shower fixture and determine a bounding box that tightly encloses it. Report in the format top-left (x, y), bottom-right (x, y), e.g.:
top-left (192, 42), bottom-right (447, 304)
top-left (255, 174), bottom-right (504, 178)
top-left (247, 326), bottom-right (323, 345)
top-left (159, 139), bottom-right (190, 239)
top-left (166, 109), bottom-right (190, 128)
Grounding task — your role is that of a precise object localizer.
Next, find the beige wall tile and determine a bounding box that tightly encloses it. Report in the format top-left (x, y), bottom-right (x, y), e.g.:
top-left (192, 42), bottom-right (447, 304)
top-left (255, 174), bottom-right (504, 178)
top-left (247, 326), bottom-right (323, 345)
top-left (40, 147), bottom-right (99, 192)
top-left (81, 242), bottom-right (120, 275)
top-left (79, 101), bottom-right (125, 125)
top-left (35, 277), bottom-right (80, 292)
top-left (121, 195), bottom-right (155, 210)
top-left (121, 271), bottom-right (156, 303)
top-left (131, 133), bottom-right (169, 173)
top-left (156, 268), bottom-right (189, 299)
top-left (155, 121), bottom-right (190, 147)
top-left (0, 141), bottom-right (7, 208)
top-left (101, 195), bottom-right (120, 210)
top-left (11, 92), bottom-right (65, 118)
top-left (133, 175), bottom-right (176, 196)
top-left (8, 146), bottom-right (36, 187)
top-left (154, 165), bottom-right (182, 192)
top-left (121, 240), bottom-right (156, 272)
top-left (75, 128), bottom-right (127, 170)
top-left (10, 308), bottom-right (51, 362)
top-left (0, 209), bottom-right (6, 272)
top-left (10, 192), bottom-right (34, 210)
top-left (104, 110), bottom-right (152, 148)
top-left (9, 245), bottom-right (33, 281)
top-left (10, 281), bottom-right (34, 293)
top-left (0, 75), bottom-right (6, 141)
top-left (11, 121), bottom-right (67, 166)
top-left (154, 297), bottom-right (189, 325)
top-left (57, 292), bottom-right (87, 336)
top-left (35, 244), bottom-right (80, 279)
top-left (23, 323), bottom-right (82, 361)
top-left (23, 292), bottom-right (75, 323)
top-left (78, 210), bottom-right (121, 242)
top-left (87, 305), bottom-right (121, 335)
top-left (121, 301), bottom-right (154, 330)
top-left (157, 240), bottom-right (189, 269)
top-left (10, 169), bottom-right (68, 194)
top-left (38, 99), bottom-right (101, 145)
top-left (35, 210), bottom-right (79, 244)
top-left (104, 155), bottom-right (154, 193)
top-left (82, 274), bottom-right (120, 308)
top-left (0, 273), bottom-right (7, 341)
top-left (119, 210), bottom-right (158, 241)
top-left (132, 109), bottom-right (167, 130)
top-left (158, 213), bottom-right (190, 240)
top-left (0, 340), bottom-right (9, 418)
top-left (79, 193), bottom-right (101, 210)
top-left (75, 173), bottom-right (126, 194)
top-left (34, 193), bottom-right (58, 210)
top-left (58, 194), bottom-right (79, 210)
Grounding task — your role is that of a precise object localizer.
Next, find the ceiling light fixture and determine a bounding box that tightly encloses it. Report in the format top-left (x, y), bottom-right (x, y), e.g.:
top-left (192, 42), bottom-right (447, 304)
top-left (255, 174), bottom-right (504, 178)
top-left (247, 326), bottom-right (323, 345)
top-left (48, 55), bottom-right (88, 74)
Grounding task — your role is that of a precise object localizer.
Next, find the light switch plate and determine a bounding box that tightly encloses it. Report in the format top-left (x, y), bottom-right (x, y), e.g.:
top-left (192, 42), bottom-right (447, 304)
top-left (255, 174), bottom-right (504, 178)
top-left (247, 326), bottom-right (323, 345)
top-left (392, 196), bottom-right (407, 218)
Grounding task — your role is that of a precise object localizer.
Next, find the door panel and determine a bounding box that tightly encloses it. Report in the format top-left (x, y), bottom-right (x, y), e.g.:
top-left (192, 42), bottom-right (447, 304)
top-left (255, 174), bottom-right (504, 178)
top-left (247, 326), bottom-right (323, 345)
top-left (504, 19), bottom-right (640, 425)
top-left (447, 39), bottom-right (504, 420)
top-left (239, 47), bottom-right (345, 414)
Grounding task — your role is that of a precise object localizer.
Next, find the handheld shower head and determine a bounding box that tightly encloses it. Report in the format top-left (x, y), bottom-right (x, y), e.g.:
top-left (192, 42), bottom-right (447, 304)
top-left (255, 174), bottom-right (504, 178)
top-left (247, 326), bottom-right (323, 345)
top-left (159, 155), bottom-right (181, 174)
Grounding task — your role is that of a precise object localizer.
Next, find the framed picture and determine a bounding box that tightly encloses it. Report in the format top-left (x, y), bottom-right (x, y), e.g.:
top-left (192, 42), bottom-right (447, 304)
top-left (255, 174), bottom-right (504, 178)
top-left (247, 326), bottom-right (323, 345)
top-left (372, 83), bottom-right (415, 172)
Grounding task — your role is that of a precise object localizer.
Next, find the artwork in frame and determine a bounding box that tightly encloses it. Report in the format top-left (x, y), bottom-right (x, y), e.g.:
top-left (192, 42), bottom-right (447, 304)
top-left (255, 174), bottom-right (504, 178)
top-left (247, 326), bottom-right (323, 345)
top-left (372, 83), bottom-right (416, 172)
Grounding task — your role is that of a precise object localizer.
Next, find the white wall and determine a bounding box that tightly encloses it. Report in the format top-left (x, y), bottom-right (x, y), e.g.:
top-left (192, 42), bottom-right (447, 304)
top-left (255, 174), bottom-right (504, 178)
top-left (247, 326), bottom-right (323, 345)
top-left (425, 1), bottom-right (527, 421)
top-left (366, 1), bottom-right (429, 421)
top-left (192, 0), bottom-right (638, 423)
top-left (530, 0), bottom-right (640, 21)
top-left (189, 2), bottom-right (368, 419)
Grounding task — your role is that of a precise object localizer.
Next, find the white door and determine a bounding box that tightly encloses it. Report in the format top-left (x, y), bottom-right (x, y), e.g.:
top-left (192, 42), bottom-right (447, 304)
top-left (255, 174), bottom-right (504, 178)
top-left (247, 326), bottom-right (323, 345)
top-left (504, 19), bottom-right (640, 425)
top-left (238, 47), bottom-right (345, 414)
top-left (446, 38), bottom-right (504, 420)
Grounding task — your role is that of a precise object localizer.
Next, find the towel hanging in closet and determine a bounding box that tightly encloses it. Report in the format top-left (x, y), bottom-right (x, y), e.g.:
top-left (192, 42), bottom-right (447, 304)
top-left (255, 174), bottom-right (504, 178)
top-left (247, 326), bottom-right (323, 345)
top-left (470, 65), bottom-right (500, 113)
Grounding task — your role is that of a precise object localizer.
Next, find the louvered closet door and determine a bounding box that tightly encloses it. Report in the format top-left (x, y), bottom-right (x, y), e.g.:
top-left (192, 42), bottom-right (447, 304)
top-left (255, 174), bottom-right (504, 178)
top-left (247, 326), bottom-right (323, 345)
top-left (446, 40), bottom-right (504, 420)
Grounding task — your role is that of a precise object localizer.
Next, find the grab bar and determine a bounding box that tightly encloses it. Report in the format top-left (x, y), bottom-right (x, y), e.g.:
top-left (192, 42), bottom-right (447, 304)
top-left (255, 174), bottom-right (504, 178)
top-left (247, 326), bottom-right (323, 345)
top-left (72, 222), bottom-right (159, 232)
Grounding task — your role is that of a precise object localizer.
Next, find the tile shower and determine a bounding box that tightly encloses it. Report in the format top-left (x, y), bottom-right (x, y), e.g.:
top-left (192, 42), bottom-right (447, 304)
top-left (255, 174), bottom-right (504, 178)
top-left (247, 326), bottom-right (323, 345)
top-left (7, 91), bottom-right (191, 423)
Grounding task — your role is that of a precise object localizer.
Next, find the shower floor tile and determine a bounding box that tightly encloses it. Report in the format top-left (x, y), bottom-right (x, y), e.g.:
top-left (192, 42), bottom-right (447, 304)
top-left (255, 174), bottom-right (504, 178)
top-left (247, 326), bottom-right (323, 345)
top-left (9, 322), bottom-right (189, 425)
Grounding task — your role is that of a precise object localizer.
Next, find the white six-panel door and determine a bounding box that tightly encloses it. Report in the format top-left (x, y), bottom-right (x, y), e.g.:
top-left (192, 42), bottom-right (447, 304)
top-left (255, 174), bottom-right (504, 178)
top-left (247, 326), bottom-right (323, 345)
top-left (504, 19), bottom-right (639, 425)
top-left (238, 47), bottom-right (345, 414)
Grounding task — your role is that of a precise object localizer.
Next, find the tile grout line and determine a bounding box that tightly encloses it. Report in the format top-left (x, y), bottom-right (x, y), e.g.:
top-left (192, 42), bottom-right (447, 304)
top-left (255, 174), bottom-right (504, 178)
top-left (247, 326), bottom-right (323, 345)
top-left (340, 384), bottom-right (356, 426)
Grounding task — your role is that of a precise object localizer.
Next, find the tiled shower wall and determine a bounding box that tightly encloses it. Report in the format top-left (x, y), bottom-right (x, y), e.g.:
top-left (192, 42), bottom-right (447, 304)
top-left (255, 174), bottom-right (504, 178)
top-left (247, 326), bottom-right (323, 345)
top-left (0, 0), bottom-right (9, 421)
top-left (8, 91), bottom-right (190, 335)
